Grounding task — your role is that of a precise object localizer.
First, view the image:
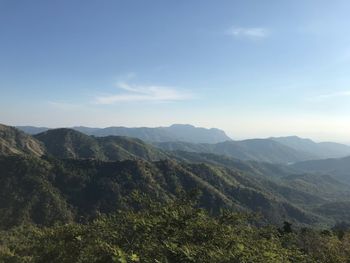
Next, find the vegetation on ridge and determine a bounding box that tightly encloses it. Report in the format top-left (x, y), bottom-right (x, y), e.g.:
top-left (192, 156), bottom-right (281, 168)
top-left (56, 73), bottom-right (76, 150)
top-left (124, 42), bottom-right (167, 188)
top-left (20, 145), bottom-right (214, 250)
top-left (2, 124), bottom-right (350, 262)
top-left (1, 195), bottom-right (350, 262)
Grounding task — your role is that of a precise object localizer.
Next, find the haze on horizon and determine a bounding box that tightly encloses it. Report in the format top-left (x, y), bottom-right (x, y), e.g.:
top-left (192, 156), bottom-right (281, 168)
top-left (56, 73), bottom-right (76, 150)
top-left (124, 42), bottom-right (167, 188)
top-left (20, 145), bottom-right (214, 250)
top-left (2, 1), bottom-right (350, 143)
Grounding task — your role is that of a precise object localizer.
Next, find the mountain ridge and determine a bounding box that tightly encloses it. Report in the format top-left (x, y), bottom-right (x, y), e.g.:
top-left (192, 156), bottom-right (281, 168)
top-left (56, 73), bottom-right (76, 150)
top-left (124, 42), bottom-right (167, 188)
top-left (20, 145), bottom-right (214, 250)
top-left (0, 154), bottom-right (323, 228)
top-left (34, 128), bottom-right (168, 161)
top-left (156, 139), bottom-right (317, 164)
top-left (17, 125), bottom-right (350, 161)
top-left (17, 124), bottom-right (232, 144)
top-left (0, 124), bottom-right (45, 157)
top-left (2, 123), bottom-right (350, 228)
top-left (292, 156), bottom-right (350, 184)
top-left (270, 136), bottom-right (350, 159)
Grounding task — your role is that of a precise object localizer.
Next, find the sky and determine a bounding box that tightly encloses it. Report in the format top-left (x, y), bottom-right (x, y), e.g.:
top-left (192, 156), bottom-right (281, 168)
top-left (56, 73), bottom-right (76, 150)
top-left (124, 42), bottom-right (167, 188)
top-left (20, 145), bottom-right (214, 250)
top-left (2, 1), bottom-right (350, 142)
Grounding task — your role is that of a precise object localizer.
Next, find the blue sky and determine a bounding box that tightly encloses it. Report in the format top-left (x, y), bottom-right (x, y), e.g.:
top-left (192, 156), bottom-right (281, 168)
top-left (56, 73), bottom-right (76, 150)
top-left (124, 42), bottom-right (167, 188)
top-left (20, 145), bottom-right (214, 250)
top-left (2, 1), bottom-right (350, 142)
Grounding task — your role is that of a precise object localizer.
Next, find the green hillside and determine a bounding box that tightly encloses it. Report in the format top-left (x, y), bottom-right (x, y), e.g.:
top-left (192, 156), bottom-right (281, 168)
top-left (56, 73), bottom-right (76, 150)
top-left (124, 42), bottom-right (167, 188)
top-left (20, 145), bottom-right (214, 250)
top-left (0, 154), bottom-right (323, 229)
top-left (2, 124), bottom-right (350, 229)
top-left (34, 128), bottom-right (167, 161)
top-left (271, 136), bottom-right (350, 159)
top-left (3, 152), bottom-right (350, 230)
top-left (292, 156), bottom-right (350, 184)
top-left (2, 197), bottom-right (349, 263)
top-left (1, 125), bottom-right (350, 262)
top-left (0, 124), bottom-right (45, 157)
top-left (97, 135), bottom-right (168, 161)
top-left (34, 128), bottom-right (104, 159)
top-left (156, 139), bottom-right (316, 164)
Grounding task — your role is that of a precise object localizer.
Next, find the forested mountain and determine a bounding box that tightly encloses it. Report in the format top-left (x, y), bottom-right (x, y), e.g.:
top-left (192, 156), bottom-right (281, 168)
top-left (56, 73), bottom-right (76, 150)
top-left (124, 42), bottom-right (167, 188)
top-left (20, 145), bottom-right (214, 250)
top-left (0, 155), bottom-right (315, 229)
top-left (3, 197), bottom-right (350, 262)
top-left (33, 128), bottom-right (167, 161)
top-left (0, 124), bottom-right (45, 157)
top-left (16, 126), bottom-right (314, 164)
top-left (3, 123), bottom-right (350, 262)
top-left (18, 124), bottom-right (232, 143)
top-left (17, 125), bottom-right (350, 162)
top-left (292, 156), bottom-right (350, 184)
top-left (170, 151), bottom-right (297, 178)
top-left (271, 136), bottom-right (350, 159)
top-left (156, 139), bottom-right (317, 164)
top-left (3, 123), bottom-right (350, 227)
top-left (2, 149), bottom-right (350, 229)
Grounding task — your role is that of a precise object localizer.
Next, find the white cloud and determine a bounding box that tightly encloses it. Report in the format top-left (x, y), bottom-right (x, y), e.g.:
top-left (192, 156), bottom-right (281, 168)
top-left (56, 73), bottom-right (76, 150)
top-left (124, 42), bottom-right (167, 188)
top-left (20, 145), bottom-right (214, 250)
top-left (95, 82), bottom-right (193, 104)
top-left (47, 101), bottom-right (83, 110)
top-left (225, 26), bottom-right (269, 39)
top-left (309, 91), bottom-right (350, 101)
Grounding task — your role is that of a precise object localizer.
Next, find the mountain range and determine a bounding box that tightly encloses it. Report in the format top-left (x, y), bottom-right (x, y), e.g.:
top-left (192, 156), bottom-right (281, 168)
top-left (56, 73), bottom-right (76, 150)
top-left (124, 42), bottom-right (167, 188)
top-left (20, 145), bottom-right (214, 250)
top-left (2, 123), bottom-right (350, 229)
top-left (155, 139), bottom-right (316, 164)
top-left (34, 128), bottom-right (167, 161)
top-left (156, 136), bottom-right (350, 163)
top-left (17, 124), bottom-right (350, 162)
top-left (17, 124), bottom-right (232, 144)
top-left (0, 124), bottom-right (45, 157)
top-left (271, 136), bottom-right (350, 159)
top-left (292, 156), bottom-right (350, 184)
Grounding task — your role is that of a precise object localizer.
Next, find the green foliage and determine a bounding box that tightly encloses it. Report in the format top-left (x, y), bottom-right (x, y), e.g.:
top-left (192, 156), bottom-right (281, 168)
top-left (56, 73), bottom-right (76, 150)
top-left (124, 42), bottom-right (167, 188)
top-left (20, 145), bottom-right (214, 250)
top-left (0, 196), bottom-right (308, 263)
top-left (2, 196), bottom-right (350, 262)
top-left (3, 124), bottom-right (350, 261)
top-left (0, 156), bottom-right (73, 228)
top-left (292, 155), bottom-right (350, 184)
top-left (3, 124), bottom-right (350, 228)
top-left (2, 153), bottom-right (349, 230)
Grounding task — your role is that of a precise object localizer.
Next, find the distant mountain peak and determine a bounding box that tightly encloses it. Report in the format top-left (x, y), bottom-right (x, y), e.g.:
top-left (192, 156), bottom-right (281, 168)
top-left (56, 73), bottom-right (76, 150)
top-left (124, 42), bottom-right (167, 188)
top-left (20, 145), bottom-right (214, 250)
top-left (169, 123), bottom-right (195, 128)
top-left (17, 124), bottom-right (232, 144)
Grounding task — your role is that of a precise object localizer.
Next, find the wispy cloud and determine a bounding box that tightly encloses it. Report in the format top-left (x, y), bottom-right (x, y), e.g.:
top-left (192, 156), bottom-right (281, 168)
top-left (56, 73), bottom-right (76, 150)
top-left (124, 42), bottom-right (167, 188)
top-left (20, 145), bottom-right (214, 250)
top-left (47, 101), bottom-right (83, 110)
top-left (95, 82), bottom-right (193, 104)
top-left (309, 91), bottom-right (350, 102)
top-left (225, 26), bottom-right (269, 39)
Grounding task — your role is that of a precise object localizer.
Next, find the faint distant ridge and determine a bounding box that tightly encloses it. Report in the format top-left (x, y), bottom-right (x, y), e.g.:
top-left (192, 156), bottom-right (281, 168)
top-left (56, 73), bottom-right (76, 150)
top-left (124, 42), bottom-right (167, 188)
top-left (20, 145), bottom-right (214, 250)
top-left (16, 126), bottom-right (50, 135)
top-left (74, 124), bottom-right (231, 143)
top-left (18, 124), bottom-right (232, 144)
top-left (292, 155), bottom-right (350, 184)
top-left (156, 138), bottom-right (317, 164)
top-left (270, 136), bottom-right (350, 159)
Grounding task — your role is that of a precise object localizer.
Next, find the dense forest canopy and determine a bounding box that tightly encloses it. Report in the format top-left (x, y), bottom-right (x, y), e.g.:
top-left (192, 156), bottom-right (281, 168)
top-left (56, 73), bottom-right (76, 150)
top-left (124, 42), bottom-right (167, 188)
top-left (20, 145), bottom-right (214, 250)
top-left (1, 124), bottom-right (350, 262)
